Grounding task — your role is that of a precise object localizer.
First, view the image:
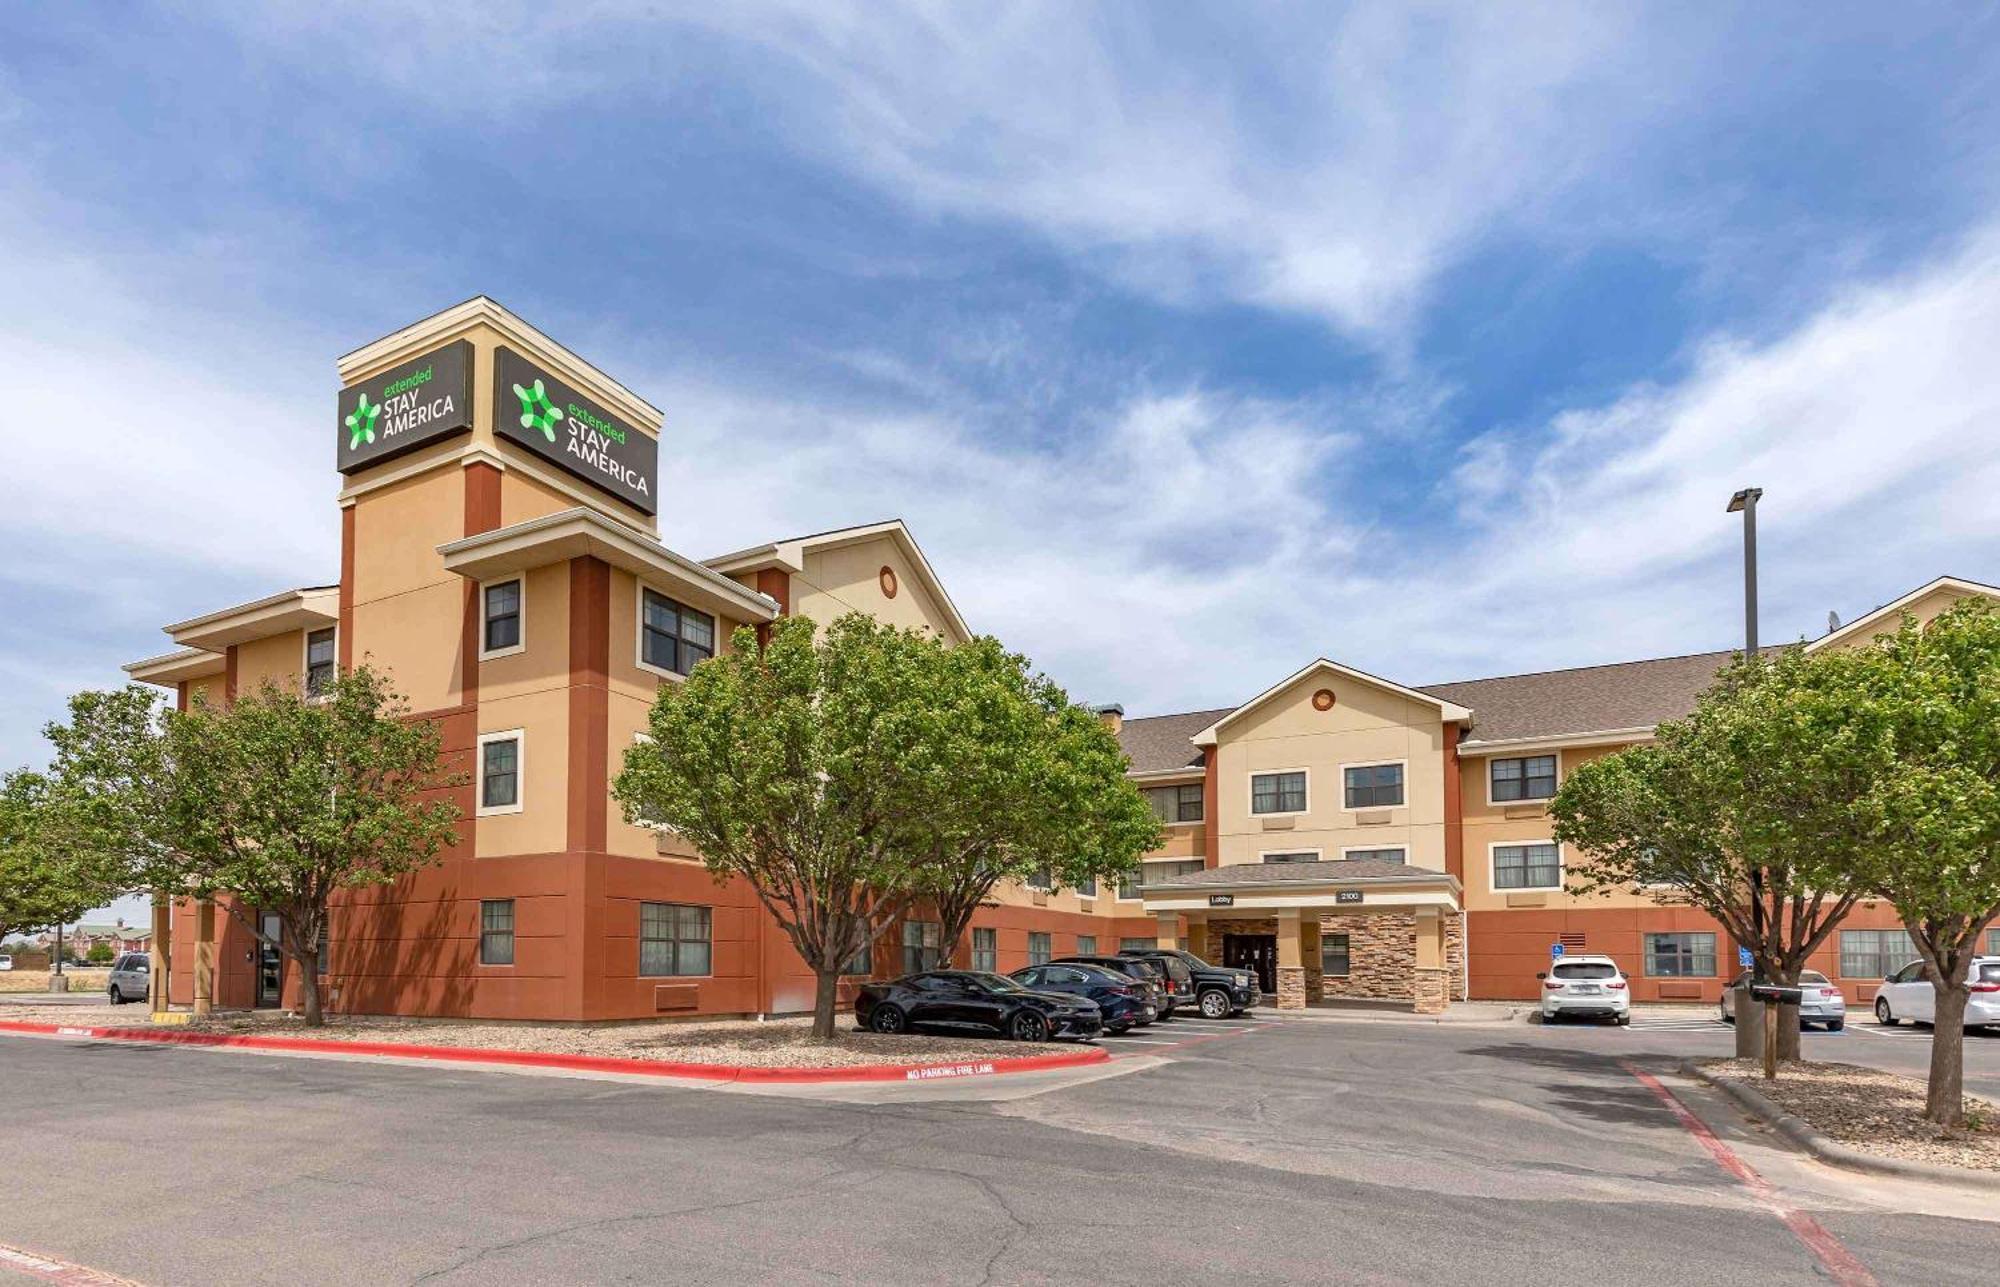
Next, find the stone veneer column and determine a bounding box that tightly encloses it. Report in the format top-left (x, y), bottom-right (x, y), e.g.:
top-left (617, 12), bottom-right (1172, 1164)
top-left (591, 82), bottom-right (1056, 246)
top-left (1275, 910), bottom-right (1306, 1010)
top-left (1413, 909), bottom-right (1450, 1015)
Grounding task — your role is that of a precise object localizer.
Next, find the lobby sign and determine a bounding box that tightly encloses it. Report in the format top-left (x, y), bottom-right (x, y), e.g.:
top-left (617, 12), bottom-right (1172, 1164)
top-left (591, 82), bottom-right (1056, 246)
top-left (1208, 894), bottom-right (1235, 907)
top-left (493, 346), bottom-right (658, 515)
top-left (336, 341), bottom-right (474, 474)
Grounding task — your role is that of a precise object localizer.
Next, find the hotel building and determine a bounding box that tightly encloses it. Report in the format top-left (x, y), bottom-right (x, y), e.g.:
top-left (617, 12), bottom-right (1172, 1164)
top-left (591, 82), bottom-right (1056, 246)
top-left (122, 300), bottom-right (1998, 1019)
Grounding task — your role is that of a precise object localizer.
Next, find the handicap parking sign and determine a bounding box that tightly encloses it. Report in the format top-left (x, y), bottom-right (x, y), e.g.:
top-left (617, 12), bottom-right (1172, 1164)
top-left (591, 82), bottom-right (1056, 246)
top-left (1738, 946), bottom-right (1754, 969)
top-left (1550, 942), bottom-right (1565, 959)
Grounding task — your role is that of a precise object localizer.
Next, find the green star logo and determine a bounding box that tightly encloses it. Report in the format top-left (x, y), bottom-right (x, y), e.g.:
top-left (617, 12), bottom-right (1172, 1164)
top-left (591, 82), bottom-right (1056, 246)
top-left (345, 393), bottom-right (381, 450)
top-left (512, 378), bottom-right (565, 441)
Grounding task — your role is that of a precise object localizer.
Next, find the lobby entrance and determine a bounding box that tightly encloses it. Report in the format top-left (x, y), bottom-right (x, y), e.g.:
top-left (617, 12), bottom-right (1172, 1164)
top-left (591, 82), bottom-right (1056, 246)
top-left (1221, 933), bottom-right (1278, 994)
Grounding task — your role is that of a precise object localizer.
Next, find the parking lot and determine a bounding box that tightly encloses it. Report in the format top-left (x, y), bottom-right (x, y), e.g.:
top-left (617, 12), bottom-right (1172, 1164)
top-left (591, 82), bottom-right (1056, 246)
top-left (5, 1007), bottom-right (2000, 1285)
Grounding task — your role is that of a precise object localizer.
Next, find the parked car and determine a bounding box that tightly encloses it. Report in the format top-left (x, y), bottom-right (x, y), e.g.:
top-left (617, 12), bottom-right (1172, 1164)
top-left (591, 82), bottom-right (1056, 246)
top-left (1013, 962), bottom-right (1158, 1033)
top-left (1537, 955), bottom-right (1631, 1025)
top-left (1874, 957), bottom-right (2000, 1030)
top-left (854, 970), bottom-right (1103, 1042)
top-left (0, 953), bottom-right (12, 972)
top-left (1052, 954), bottom-right (1175, 1020)
top-left (106, 953), bottom-right (151, 1005)
top-left (1719, 970), bottom-right (1846, 1031)
top-left (1119, 948), bottom-right (1258, 1019)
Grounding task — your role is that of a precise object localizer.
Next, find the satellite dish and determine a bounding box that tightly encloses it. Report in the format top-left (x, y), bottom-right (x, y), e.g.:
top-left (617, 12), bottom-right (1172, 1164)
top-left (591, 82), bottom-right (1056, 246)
top-left (1827, 611), bottom-right (1842, 632)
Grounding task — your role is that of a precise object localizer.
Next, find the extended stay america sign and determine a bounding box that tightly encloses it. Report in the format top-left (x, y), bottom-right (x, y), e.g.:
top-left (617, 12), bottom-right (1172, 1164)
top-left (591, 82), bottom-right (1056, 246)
top-left (336, 341), bottom-right (474, 473)
top-left (493, 346), bottom-right (659, 515)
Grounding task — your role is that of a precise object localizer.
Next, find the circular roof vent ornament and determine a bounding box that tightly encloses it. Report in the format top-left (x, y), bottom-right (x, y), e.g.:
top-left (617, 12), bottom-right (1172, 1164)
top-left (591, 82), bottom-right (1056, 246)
top-left (1312, 688), bottom-right (1336, 711)
top-left (879, 565), bottom-right (899, 599)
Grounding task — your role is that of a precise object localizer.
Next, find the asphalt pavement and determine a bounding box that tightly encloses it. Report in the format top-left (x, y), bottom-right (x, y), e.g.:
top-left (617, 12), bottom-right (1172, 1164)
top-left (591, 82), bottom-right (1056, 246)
top-left (2, 1013), bottom-right (1998, 1285)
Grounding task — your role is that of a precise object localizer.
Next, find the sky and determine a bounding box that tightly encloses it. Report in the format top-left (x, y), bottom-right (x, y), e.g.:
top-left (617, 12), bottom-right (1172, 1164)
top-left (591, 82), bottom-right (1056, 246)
top-left (2, 2), bottom-right (1998, 836)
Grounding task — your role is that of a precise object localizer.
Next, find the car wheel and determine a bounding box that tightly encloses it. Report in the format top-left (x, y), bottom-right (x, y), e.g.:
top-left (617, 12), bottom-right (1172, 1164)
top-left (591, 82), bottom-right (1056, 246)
top-left (1875, 997), bottom-right (1897, 1026)
top-left (1720, 1007), bottom-right (1734, 1025)
top-left (1198, 990), bottom-right (1231, 1019)
top-left (1616, 1013), bottom-right (1631, 1027)
top-left (107, 987), bottom-right (122, 1005)
top-left (1827, 1021), bottom-right (1844, 1032)
top-left (1009, 1010), bottom-right (1051, 1043)
top-left (868, 1005), bottom-right (907, 1035)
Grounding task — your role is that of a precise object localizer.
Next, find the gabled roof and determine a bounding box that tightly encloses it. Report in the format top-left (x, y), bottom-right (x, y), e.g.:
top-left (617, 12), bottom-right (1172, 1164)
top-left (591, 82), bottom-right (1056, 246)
top-left (1117, 708), bottom-right (1235, 774)
top-left (1804, 575), bottom-right (2000, 654)
top-left (1189, 658), bottom-right (1472, 747)
top-left (704, 519), bottom-right (972, 643)
top-left (1421, 650), bottom-right (1742, 749)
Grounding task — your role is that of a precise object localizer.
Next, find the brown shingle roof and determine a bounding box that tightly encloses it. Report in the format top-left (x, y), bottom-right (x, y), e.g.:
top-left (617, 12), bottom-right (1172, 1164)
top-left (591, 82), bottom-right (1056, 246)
top-left (1116, 708), bottom-right (1233, 774)
top-left (1418, 650), bottom-right (1738, 745)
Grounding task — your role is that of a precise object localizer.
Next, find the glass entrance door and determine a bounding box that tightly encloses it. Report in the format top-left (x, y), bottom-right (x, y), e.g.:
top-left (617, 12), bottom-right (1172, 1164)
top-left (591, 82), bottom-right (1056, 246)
top-left (1223, 934), bottom-right (1278, 994)
top-left (255, 912), bottom-right (284, 1008)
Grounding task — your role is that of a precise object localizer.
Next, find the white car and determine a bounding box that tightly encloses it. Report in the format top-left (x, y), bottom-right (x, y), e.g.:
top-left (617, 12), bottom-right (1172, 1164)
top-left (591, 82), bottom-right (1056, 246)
top-left (1720, 969), bottom-right (1847, 1031)
top-left (0, 953), bottom-right (12, 972)
top-left (1874, 956), bottom-right (2000, 1029)
top-left (1538, 955), bottom-right (1631, 1025)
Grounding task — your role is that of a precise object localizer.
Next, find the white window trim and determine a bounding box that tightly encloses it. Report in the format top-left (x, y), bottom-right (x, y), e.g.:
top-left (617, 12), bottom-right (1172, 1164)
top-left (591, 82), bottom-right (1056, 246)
top-left (1484, 751), bottom-right (1562, 808)
top-left (1338, 758), bottom-right (1408, 812)
top-left (1248, 767), bottom-right (1311, 818)
top-left (301, 625), bottom-right (338, 703)
top-left (478, 576), bottom-right (527, 661)
top-left (1258, 847), bottom-right (1322, 864)
top-left (1338, 845), bottom-right (1409, 863)
top-left (1488, 839), bottom-right (1563, 892)
top-left (1141, 781), bottom-right (1206, 828)
top-left (634, 580), bottom-right (719, 682)
top-left (476, 728), bottom-right (526, 817)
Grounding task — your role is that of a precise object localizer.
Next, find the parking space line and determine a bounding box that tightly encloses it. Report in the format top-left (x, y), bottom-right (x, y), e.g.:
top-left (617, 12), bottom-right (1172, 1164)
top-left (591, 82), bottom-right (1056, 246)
top-left (1621, 1061), bottom-right (1877, 1287)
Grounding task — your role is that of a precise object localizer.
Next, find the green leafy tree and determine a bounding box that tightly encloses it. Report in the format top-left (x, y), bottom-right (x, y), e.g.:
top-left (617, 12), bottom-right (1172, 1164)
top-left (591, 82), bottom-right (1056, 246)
top-left (903, 636), bottom-right (1161, 963)
top-left (86, 942), bottom-right (115, 965)
top-left (40, 686), bottom-right (187, 894)
top-left (1847, 600), bottom-right (2000, 1127)
top-left (166, 664), bottom-right (464, 1025)
top-left (1552, 645), bottom-right (1876, 1062)
top-left (0, 770), bottom-right (126, 946)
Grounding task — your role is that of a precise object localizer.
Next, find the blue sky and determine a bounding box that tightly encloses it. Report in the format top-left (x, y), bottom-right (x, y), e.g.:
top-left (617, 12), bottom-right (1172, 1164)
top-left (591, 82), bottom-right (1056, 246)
top-left (3, 1), bottom-right (1999, 799)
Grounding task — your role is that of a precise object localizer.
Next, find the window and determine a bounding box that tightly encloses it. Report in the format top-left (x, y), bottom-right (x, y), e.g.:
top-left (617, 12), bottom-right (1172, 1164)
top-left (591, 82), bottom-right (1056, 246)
top-left (479, 900), bottom-right (514, 966)
top-left (1076, 875), bottom-right (1097, 899)
top-left (972, 927), bottom-right (997, 972)
top-left (1124, 858), bottom-right (1202, 899)
top-left (1493, 842), bottom-right (1560, 891)
top-left (482, 579), bottom-right (522, 656)
top-left (478, 732), bottom-right (522, 814)
top-left (1343, 763), bottom-right (1404, 809)
top-left (1342, 848), bottom-right (1406, 864)
top-left (1490, 755), bottom-right (1557, 803)
top-left (305, 628), bottom-right (336, 698)
top-left (1644, 932), bottom-right (1716, 978)
top-left (902, 921), bottom-right (942, 974)
top-left (1028, 932), bottom-right (1052, 965)
top-left (1839, 929), bottom-right (1920, 979)
top-left (1119, 938), bottom-right (1154, 952)
top-left (639, 588), bottom-right (716, 677)
top-left (1142, 784), bottom-right (1204, 823)
top-left (1262, 851), bottom-right (1318, 864)
top-left (1990, 929), bottom-right (2000, 957)
top-left (1026, 867), bottom-right (1053, 891)
top-left (1321, 933), bottom-right (1351, 978)
top-left (1076, 935), bottom-right (1097, 955)
top-left (1250, 771), bottom-right (1307, 815)
top-left (639, 903), bottom-right (711, 977)
top-left (841, 935), bottom-right (873, 977)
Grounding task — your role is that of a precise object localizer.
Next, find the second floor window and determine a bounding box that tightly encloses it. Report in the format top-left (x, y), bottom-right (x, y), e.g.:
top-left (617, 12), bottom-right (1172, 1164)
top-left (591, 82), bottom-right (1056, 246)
top-left (1026, 867), bottom-right (1053, 891)
top-left (479, 734), bottom-right (520, 812)
top-left (305, 628), bottom-right (336, 697)
top-left (1251, 771), bottom-right (1307, 814)
top-left (1491, 755), bottom-right (1557, 802)
top-left (1143, 784), bottom-right (1204, 823)
top-left (1263, 852), bottom-right (1317, 864)
top-left (1493, 842), bottom-right (1560, 890)
top-left (483, 579), bottom-right (522, 654)
top-left (1343, 848), bottom-right (1406, 864)
top-left (641, 589), bottom-right (716, 676)
top-left (1343, 763), bottom-right (1404, 809)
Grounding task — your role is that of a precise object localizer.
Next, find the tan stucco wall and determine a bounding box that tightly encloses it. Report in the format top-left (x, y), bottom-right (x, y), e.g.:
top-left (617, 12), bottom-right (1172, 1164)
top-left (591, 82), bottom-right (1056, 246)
top-left (1459, 742), bottom-right (1666, 912)
top-left (233, 631), bottom-right (306, 696)
top-left (1818, 584), bottom-right (1990, 652)
top-left (474, 685), bottom-right (569, 858)
top-left (499, 469), bottom-right (581, 528)
top-left (1211, 670), bottom-right (1448, 872)
top-left (476, 562), bottom-right (569, 704)
top-left (792, 536), bottom-right (962, 641)
top-left (349, 466), bottom-right (466, 713)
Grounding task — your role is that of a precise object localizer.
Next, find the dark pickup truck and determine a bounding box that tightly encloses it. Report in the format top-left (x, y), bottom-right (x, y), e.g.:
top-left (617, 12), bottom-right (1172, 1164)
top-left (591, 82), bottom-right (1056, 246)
top-left (1117, 948), bottom-right (1260, 1018)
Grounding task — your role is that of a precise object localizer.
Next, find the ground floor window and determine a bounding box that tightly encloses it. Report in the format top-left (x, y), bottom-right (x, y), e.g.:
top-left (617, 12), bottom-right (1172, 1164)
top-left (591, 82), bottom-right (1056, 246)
top-left (842, 934), bottom-right (872, 976)
top-left (1076, 934), bottom-right (1097, 955)
top-left (972, 927), bottom-right (997, 972)
top-left (640, 903), bottom-right (711, 977)
top-left (479, 900), bottom-right (514, 966)
top-left (1119, 937), bottom-right (1154, 952)
top-left (1321, 932), bottom-right (1351, 977)
top-left (1644, 931), bottom-right (1716, 977)
top-left (1028, 932), bottom-right (1052, 965)
top-left (1990, 928), bottom-right (2000, 957)
top-left (1839, 929), bottom-right (1920, 979)
top-left (902, 921), bottom-right (942, 974)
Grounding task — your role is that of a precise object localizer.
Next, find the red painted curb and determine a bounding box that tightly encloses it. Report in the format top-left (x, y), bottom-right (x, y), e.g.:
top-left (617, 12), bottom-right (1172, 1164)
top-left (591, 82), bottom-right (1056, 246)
top-left (0, 1019), bottom-right (1109, 1084)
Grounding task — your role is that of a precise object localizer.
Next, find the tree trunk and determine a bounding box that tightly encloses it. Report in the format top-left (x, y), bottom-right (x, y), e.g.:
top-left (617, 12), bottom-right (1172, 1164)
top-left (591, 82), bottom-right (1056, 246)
top-left (810, 967), bottom-right (841, 1041)
top-left (298, 943), bottom-right (323, 1027)
top-left (1926, 983), bottom-right (1969, 1127)
top-left (1774, 963), bottom-right (1803, 1063)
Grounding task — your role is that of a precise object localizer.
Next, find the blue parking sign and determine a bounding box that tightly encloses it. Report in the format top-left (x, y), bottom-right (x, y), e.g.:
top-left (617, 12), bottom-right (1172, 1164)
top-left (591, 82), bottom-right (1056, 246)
top-left (1550, 942), bottom-right (1565, 959)
top-left (1738, 946), bottom-right (1754, 969)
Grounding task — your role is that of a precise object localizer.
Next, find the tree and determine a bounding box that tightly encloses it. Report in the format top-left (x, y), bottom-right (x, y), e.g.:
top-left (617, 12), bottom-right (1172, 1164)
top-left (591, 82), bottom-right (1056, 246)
top-left (87, 942), bottom-right (115, 965)
top-left (1552, 644), bottom-right (1877, 1064)
top-left (902, 636), bottom-right (1161, 964)
top-left (164, 664), bottom-right (463, 1025)
top-left (0, 770), bottom-right (126, 947)
top-left (1848, 599), bottom-right (2000, 1128)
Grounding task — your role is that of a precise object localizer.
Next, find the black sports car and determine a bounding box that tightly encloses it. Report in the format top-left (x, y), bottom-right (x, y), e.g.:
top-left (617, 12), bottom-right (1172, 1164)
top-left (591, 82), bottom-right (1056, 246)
top-left (854, 970), bottom-right (1102, 1042)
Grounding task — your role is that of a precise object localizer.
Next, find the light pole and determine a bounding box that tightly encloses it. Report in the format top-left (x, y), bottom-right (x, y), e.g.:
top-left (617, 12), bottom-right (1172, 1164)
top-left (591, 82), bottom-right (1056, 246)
top-left (1727, 486), bottom-right (1768, 1065)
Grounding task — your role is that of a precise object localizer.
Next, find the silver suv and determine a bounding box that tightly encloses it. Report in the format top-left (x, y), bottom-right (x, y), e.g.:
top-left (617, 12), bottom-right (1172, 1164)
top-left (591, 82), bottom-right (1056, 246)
top-left (106, 953), bottom-right (151, 1005)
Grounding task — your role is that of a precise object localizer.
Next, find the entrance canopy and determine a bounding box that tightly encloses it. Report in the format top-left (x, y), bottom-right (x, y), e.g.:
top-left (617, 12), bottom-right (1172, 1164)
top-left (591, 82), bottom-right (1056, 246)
top-left (1137, 858), bottom-right (1461, 915)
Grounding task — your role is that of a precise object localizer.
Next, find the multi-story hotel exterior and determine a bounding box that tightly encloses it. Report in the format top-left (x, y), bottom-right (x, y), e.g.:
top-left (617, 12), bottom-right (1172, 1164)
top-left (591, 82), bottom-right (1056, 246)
top-left (122, 299), bottom-right (1998, 1020)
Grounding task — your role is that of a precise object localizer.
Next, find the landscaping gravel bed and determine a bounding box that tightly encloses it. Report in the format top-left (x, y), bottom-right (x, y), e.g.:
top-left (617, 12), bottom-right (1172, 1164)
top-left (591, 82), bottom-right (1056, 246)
top-left (1702, 1058), bottom-right (2000, 1171)
top-left (0, 1007), bottom-right (1037, 1069)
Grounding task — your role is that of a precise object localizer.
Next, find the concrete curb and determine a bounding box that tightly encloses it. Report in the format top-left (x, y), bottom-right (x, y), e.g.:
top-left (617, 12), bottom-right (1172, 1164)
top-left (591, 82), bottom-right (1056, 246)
top-left (0, 1018), bottom-right (1108, 1085)
top-left (1678, 1059), bottom-right (2000, 1192)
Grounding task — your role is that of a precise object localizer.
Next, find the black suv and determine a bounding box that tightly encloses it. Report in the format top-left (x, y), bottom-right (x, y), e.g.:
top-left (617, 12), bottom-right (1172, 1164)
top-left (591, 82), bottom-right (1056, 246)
top-left (1118, 948), bottom-right (1259, 1019)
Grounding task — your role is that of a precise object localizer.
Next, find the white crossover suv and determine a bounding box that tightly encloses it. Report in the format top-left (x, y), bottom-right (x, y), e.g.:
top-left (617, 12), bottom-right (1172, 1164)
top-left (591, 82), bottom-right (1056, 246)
top-left (1538, 955), bottom-right (1632, 1025)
